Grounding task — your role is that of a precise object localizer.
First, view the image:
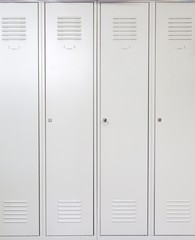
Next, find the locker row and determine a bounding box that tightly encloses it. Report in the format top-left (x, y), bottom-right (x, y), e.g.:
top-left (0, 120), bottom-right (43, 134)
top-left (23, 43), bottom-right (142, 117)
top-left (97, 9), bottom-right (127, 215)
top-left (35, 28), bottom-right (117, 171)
top-left (0, 2), bottom-right (195, 239)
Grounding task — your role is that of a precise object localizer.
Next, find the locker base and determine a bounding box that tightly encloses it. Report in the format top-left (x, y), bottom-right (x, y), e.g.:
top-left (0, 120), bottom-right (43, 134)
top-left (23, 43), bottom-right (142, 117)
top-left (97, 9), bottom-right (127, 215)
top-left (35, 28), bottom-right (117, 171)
top-left (1, 236), bottom-right (195, 240)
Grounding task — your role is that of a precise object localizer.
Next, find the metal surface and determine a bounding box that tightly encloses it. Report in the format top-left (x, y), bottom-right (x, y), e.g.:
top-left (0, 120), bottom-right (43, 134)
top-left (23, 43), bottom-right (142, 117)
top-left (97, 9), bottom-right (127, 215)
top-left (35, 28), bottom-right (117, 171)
top-left (155, 2), bottom-right (195, 236)
top-left (45, 2), bottom-right (94, 236)
top-left (0, 1), bottom-right (195, 240)
top-left (100, 2), bottom-right (148, 236)
top-left (0, 3), bottom-right (39, 236)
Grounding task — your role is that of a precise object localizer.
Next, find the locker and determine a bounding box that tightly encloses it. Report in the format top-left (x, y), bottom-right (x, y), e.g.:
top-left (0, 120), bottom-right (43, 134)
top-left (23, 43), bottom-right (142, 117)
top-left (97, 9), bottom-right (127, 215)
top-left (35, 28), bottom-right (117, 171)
top-left (155, 3), bottom-right (195, 235)
top-left (46, 3), bottom-right (94, 236)
top-left (0, 3), bottom-right (39, 236)
top-left (100, 3), bottom-right (148, 236)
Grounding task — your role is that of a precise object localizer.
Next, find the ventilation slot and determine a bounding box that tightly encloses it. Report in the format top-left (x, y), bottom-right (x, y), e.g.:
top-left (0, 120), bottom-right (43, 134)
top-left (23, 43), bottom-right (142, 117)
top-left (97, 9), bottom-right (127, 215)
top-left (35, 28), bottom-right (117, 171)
top-left (57, 17), bottom-right (81, 41)
top-left (168, 18), bottom-right (192, 41)
top-left (57, 200), bottom-right (82, 223)
top-left (113, 18), bottom-right (137, 41)
top-left (112, 200), bottom-right (136, 223)
top-left (166, 200), bottom-right (191, 223)
top-left (1, 17), bottom-right (26, 41)
top-left (3, 200), bottom-right (28, 223)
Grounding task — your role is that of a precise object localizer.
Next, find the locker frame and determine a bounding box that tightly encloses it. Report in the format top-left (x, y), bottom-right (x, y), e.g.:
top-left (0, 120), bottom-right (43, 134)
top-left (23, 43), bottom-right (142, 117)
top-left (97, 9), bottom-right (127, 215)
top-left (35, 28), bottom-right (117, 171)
top-left (0, 1), bottom-right (195, 240)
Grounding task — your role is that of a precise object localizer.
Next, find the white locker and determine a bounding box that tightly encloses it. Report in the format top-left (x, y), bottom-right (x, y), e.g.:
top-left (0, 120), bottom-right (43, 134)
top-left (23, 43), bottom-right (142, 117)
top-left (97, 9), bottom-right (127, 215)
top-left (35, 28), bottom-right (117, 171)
top-left (155, 3), bottom-right (195, 235)
top-left (100, 3), bottom-right (148, 236)
top-left (46, 3), bottom-right (94, 236)
top-left (0, 3), bottom-right (39, 236)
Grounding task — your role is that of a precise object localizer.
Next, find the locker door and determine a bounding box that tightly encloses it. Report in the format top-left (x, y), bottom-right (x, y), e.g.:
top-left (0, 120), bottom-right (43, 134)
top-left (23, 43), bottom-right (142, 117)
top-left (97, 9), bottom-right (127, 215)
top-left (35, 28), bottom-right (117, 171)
top-left (0, 3), bottom-right (39, 236)
top-left (100, 3), bottom-right (148, 235)
top-left (155, 3), bottom-right (195, 235)
top-left (46, 3), bottom-right (94, 236)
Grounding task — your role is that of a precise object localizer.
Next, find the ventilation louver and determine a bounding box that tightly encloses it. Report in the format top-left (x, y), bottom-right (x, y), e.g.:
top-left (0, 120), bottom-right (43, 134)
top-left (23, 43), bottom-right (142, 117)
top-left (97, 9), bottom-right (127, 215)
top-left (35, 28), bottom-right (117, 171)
top-left (112, 200), bottom-right (136, 223)
top-left (57, 17), bottom-right (81, 41)
top-left (3, 200), bottom-right (28, 223)
top-left (2, 17), bottom-right (26, 41)
top-left (58, 200), bottom-right (82, 223)
top-left (166, 200), bottom-right (191, 223)
top-left (113, 17), bottom-right (137, 41)
top-left (168, 18), bottom-right (192, 41)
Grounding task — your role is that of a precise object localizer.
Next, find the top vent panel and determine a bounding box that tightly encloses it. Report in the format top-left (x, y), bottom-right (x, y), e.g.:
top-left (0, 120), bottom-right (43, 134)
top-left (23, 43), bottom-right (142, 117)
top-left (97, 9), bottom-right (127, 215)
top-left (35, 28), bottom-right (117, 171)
top-left (1, 17), bottom-right (26, 41)
top-left (57, 17), bottom-right (82, 41)
top-left (113, 17), bottom-right (137, 41)
top-left (168, 17), bottom-right (192, 41)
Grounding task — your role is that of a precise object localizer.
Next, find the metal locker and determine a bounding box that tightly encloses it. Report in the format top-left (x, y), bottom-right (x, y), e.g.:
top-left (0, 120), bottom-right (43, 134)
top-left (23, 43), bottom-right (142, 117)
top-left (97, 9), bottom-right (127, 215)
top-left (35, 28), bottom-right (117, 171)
top-left (100, 3), bottom-right (148, 235)
top-left (155, 3), bottom-right (195, 235)
top-left (0, 3), bottom-right (39, 236)
top-left (46, 3), bottom-right (94, 236)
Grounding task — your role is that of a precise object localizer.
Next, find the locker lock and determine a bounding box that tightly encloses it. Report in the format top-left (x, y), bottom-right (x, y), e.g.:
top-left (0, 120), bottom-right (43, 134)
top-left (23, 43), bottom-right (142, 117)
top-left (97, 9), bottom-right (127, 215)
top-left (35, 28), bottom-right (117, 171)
top-left (102, 118), bottom-right (108, 125)
top-left (48, 118), bottom-right (53, 123)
